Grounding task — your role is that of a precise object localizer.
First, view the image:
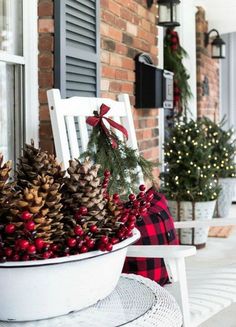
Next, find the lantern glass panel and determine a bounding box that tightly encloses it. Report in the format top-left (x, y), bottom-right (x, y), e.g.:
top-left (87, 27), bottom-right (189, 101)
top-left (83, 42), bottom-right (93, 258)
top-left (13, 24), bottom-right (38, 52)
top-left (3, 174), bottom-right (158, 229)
top-left (158, 4), bottom-right (171, 24)
top-left (212, 44), bottom-right (220, 58)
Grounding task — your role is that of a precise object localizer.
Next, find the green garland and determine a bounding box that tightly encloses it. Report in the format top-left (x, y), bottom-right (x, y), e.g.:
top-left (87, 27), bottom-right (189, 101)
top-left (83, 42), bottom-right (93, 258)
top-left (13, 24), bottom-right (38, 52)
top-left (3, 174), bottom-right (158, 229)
top-left (164, 29), bottom-right (192, 116)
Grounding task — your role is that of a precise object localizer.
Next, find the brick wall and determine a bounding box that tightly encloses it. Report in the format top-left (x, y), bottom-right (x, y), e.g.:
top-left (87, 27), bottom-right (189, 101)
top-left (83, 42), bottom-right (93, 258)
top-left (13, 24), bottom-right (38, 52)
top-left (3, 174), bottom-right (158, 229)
top-left (100, 0), bottom-right (160, 166)
top-left (196, 7), bottom-right (219, 121)
top-left (37, 0), bottom-right (160, 175)
top-left (38, 0), bottom-right (54, 153)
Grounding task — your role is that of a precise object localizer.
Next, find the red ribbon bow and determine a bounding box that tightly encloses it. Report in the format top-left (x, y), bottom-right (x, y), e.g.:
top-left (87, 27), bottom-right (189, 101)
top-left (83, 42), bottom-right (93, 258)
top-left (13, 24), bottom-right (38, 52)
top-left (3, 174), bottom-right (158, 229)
top-left (86, 104), bottom-right (128, 148)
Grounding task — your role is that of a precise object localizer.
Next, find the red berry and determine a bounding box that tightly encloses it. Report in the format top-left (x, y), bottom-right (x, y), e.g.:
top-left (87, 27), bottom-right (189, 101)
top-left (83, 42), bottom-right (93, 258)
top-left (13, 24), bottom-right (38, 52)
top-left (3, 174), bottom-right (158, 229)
top-left (86, 239), bottom-right (95, 248)
top-left (4, 247), bottom-right (13, 257)
top-left (98, 243), bottom-right (106, 251)
top-left (128, 215), bottom-right (136, 222)
top-left (74, 211), bottom-right (82, 220)
top-left (80, 245), bottom-right (88, 253)
top-left (139, 207), bottom-right (148, 215)
top-left (113, 193), bottom-right (119, 201)
top-left (21, 211), bottom-right (32, 221)
top-left (79, 206), bottom-right (88, 216)
top-left (100, 235), bottom-right (109, 244)
top-left (139, 184), bottom-right (146, 191)
top-left (22, 254), bottom-right (30, 261)
top-left (119, 213), bottom-right (129, 223)
top-left (146, 193), bottom-right (154, 202)
top-left (27, 245), bottom-right (36, 254)
top-left (50, 244), bottom-right (58, 252)
top-left (110, 237), bottom-right (119, 245)
top-left (89, 225), bottom-right (98, 233)
top-left (42, 251), bottom-right (51, 259)
top-left (133, 200), bottom-right (140, 208)
top-left (19, 240), bottom-right (30, 251)
top-left (67, 238), bottom-right (77, 248)
top-left (5, 224), bottom-right (15, 234)
top-left (35, 238), bottom-right (45, 250)
top-left (25, 221), bottom-right (35, 231)
top-left (104, 169), bottom-right (111, 178)
top-left (74, 226), bottom-right (84, 236)
top-left (102, 182), bottom-right (108, 188)
top-left (127, 222), bottom-right (135, 230)
top-left (129, 194), bottom-right (136, 201)
top-left (12, 254), bottom-right (20, 261)
top-left (138, 192), bottom-right (145, 198)
top-left (117, 231), bottom-right (125, 239)
top-left (106, 243), bottom-right (113, 252)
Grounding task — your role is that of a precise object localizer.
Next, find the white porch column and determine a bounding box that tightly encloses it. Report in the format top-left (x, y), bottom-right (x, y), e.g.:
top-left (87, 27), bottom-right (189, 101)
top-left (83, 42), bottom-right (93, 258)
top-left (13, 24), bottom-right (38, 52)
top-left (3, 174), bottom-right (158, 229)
top-left (177, 0), bottom-right (197, 119)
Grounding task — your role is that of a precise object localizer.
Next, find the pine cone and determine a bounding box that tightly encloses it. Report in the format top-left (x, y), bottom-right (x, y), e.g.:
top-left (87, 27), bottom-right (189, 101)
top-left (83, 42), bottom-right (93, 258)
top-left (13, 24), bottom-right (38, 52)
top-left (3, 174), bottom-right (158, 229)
top-left (31, 175), bottom-right (64, 242)
top-left (0, 155), bottom-right (16, 216)
top-left (16, 141), bottom-right (65, 188)
top-left (62, 158), bottom-right (108, 236)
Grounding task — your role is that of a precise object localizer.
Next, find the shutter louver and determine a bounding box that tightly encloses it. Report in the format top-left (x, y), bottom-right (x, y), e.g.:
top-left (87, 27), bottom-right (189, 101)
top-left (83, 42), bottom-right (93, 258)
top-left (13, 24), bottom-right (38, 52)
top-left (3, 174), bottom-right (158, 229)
top-left (55, 0), bottom-right (99, 98)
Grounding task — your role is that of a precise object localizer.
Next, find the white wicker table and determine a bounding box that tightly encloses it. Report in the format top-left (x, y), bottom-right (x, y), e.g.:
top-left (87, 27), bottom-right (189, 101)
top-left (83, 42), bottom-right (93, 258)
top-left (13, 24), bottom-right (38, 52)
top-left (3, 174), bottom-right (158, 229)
top-left (0, 274), bottom-right (182, 327)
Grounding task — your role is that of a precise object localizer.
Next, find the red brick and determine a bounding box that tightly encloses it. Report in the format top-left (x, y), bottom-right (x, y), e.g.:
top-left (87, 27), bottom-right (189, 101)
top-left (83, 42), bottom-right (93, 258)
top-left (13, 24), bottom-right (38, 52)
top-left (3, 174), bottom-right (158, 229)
top-left (102, 66), bottom-right (116, 79)
top-left (108, 26), bottom-right (122, 42)
top-left (108, 1), bottom-right (121, 16)
top-left (38, 19), bottom-right (54, 33)
top-left (39, 53), bottom-right (53, 69)
top-left (39, 35), bottom-right (54, 51)
top-left (38, 1), bottom-right (53, 17)
top-left (109, 81), bottom-right (122, 92)
top-left (39, 88), bottom-right (48, 104)
top-left (115, 69), bottom-right (128, 80)
top-left (38, 71), bottom-right (53, 88)
top-left (40, 105), bottom-right (50, 121)
top-left (121, 57), bottom-right (134, 70)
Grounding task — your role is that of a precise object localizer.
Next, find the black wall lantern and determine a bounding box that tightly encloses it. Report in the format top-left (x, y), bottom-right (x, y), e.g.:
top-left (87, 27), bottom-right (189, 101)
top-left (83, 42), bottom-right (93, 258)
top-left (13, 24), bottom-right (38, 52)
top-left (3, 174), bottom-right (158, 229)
top-left (147, 0), bottom-right (181, 27)
top-left (205, 29), bottom-right (226, 59)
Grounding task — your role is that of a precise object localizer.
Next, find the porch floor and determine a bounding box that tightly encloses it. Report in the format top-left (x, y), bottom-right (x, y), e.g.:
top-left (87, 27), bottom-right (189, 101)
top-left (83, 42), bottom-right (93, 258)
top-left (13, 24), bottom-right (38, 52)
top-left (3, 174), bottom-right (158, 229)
top-left (186, 205), bottom-right (236, 326)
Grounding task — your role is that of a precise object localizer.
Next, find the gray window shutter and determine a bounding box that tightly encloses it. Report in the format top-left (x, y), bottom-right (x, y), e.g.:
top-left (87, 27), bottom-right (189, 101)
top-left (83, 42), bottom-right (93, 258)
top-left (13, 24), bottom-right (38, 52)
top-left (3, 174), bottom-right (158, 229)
top-left (54, 0), bottom-right (100, 98)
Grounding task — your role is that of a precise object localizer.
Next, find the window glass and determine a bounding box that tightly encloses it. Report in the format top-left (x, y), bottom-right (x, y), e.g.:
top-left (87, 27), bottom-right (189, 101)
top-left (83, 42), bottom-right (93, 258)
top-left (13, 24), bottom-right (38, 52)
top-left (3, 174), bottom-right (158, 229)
top-left (0, 0), bottom-right (23, 55)
top-left (0, 62), bottom-right (15, 160)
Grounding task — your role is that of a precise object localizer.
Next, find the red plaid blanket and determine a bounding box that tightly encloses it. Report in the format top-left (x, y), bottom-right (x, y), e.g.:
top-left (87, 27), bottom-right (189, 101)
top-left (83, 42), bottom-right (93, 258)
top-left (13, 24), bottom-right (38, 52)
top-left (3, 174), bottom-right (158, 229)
top-left (123, 190), bottom-right (179, 286)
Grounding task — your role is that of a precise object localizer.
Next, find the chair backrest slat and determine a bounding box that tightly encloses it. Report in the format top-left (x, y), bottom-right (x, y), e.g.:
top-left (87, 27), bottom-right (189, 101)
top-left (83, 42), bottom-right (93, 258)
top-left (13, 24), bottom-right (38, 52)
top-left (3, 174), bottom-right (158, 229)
top-left (47, 89), bottom-right (143, 185)
top-left (65, 116), bottom-right (80, 159)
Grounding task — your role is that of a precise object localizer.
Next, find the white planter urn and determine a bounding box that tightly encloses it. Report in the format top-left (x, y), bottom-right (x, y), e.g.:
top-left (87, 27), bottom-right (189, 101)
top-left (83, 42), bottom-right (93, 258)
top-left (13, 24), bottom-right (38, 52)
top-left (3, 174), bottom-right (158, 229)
top-left (215, 178), bottom-right (235, 218)
top-left (168, 200), bottom-right (216, 248)
top-left (0, 229), bottom-right (140, 322)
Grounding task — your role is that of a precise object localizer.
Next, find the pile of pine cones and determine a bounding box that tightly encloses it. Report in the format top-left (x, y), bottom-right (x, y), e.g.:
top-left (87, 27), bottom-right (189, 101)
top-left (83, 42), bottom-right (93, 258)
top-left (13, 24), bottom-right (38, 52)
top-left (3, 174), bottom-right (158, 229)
top-left (0, 143), bottom-right (153, 262)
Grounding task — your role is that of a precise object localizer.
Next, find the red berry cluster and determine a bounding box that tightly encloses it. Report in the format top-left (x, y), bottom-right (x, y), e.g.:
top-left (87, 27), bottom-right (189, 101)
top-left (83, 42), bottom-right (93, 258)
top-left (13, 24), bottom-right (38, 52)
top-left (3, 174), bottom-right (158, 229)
top-left (0, 211), bottom-right (60, 262)
top-left (0, 168), bottom-right (154, 262)
top-left (167, 29), bottom-right (179, 52)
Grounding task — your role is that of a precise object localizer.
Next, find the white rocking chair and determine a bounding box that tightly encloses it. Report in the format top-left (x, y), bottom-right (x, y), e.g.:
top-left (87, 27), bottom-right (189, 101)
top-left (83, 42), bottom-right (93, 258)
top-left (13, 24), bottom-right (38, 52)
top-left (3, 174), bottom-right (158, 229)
top-left (47, 89), bottom-right (236, 327)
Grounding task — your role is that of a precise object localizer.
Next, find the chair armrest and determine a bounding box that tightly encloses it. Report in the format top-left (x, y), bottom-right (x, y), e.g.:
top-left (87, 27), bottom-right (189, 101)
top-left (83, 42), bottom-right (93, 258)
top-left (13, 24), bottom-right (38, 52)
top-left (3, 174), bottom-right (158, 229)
top-left (174, 217), bottom-right (236, 229)
top-left (127, 245), bottom-right (196, 259)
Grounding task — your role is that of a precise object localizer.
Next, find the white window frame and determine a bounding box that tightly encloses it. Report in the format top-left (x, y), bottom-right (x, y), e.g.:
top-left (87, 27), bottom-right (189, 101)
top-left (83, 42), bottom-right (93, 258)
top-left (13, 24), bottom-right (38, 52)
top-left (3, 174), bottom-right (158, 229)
top-left (0, 0), bottom-right (38, 149)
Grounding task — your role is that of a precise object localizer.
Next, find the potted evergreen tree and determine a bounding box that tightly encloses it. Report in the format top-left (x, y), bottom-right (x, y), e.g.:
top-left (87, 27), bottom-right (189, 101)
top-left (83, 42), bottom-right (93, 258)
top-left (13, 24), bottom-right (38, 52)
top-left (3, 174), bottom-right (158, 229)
top-left (202, 117), bottom-right (236, 217)
top-left (160, 119), bottom-right (220, 248)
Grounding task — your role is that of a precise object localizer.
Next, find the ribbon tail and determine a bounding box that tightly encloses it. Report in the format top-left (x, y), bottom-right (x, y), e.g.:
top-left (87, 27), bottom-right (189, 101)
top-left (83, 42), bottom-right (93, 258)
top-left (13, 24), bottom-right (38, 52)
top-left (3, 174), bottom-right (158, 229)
top-left (105, 118), bottom-right (129, 139)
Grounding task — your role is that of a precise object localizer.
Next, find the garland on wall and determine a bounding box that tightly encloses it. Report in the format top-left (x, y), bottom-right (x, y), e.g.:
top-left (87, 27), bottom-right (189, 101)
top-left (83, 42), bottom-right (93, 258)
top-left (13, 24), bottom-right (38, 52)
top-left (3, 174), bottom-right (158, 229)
top-left (164, 28), bottom-right (192, 117)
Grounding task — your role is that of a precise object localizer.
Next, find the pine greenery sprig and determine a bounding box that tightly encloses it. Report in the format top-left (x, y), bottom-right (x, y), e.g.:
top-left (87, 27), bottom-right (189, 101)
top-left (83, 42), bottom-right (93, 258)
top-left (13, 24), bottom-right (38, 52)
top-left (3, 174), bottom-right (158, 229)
top-left (80, 126), bottom-right (156, 196)
top-left (201, 116), bottom-right (236, 178)
top-left (164, 29), bottom-right (192, 116)
top-left (160, 118), bottom-right (220, 202)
